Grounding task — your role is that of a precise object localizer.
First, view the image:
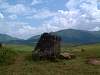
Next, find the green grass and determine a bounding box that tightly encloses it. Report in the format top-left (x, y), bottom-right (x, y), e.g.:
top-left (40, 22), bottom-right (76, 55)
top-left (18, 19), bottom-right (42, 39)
top-left (0, 47), bottom-right (17, 65)
top-left (0, 44), bottom-right (100, 75)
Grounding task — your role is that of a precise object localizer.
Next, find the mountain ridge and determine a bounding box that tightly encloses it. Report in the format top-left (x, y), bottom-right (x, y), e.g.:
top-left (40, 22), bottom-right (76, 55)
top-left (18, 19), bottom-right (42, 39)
top-left (0, 29), bottom-right (100, 44)
top-left (0, 33), bottom-right (20, 43)
top-left (27, 29), bottom-right (100, 44)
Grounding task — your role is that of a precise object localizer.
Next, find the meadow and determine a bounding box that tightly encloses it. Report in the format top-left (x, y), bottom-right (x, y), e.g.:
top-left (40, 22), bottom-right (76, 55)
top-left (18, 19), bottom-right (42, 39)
top-left (0, 44), bottom-right (100, 75)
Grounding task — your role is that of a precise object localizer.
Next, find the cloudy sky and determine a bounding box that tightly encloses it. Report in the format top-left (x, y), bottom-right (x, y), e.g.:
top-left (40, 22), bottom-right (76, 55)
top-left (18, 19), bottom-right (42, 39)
top-left (0, 0), bottom-right (100, 39)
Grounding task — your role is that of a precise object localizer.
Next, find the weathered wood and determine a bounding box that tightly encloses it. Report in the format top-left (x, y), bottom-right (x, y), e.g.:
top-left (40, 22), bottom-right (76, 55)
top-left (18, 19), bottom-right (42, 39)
top-left (33, 33), bottom-right (61, 60)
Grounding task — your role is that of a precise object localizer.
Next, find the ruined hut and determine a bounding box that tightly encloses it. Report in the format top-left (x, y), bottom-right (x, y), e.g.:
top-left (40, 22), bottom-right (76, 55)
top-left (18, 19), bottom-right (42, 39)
top-left (33, 33), bottom-right (61, 60)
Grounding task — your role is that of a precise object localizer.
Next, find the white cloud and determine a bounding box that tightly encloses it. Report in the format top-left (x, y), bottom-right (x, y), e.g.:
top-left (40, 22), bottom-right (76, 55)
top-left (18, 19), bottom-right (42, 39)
top-left (0, 2), bottom-right (10, 9)
top-left (0, 20), bottom-right (56, 39)
top-left (92, 10), bottom-right (100, 22)
top-left (97, 0), bottom-right (100, 2)
top-left (38, 0), bottom-right (100, 32)
top-left (8, 14), bottom-right (17, 20)
top-left (0, 21), bottom-right (35, 39)
top-left (0, 13), bottom-right (4, 19)
top-left (2, 3), bottom-right (36, 15)
top-left (29, 0), bottom-right (100, 33)
top-left (91, 26), bottom-right (100, 31)
top-left (31, 0), bottom-right (42, 5)
top-left (66, 0), bottom-right (79, 11)
top-left (42, 10), bottom-right (78, 30)
top-left (27, 8), bottom-right (79, 32)
top-left (0, 0), bottom-right (4, 3)
top-left (65, 0), bottom-right (100, 30)
top-left (30, 9), bottom-right (57, 19)
top-left (10, 25), bottom-right (36, 39)
top-left (5, 4), bottom-right (28, 15)
top-left (0, 0), bottom-right (100, 39)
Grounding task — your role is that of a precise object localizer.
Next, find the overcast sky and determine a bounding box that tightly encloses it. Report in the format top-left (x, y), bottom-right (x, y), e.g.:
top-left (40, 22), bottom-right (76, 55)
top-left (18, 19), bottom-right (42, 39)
top-left (0, 0), bottom-right (100, 39)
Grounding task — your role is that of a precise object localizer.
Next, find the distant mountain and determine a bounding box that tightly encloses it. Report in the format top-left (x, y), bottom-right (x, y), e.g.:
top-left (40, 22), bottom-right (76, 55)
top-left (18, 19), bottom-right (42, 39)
top-left (1, 29), bottom-right (100, 45)
top-left (53, 29), bottom-right (100, 44)
top-left (27, 29), bottom-right (100, 44)
top-left (26, 35), bottom-right (40, 44)
top-left (0, 34), bottom-right (19, 43)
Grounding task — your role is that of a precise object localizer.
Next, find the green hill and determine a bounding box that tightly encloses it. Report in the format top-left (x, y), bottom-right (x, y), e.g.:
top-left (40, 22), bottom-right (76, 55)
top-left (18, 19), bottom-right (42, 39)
top-left (27, 29), bottom-right (100, 44)
top-left (0, 34), bottom-right (19, 43)
top-left (53, 29), bottom-right (100, 44)
top-left (1, 29), bottom-right (100, 44)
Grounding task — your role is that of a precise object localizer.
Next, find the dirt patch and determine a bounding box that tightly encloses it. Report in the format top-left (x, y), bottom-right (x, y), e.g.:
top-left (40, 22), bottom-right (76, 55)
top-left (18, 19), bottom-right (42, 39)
top-left (86, 57), bottom-right (100, 65)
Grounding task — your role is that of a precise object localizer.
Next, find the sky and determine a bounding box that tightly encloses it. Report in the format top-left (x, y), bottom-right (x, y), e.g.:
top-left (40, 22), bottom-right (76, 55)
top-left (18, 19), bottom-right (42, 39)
top-left (0, 0), bottom-right (100, 39)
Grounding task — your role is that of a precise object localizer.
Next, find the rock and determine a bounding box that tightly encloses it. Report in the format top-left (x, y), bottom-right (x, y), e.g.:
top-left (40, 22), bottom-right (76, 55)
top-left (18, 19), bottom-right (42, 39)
top-left (60, 53), bottom-right (76, 59)
top-left (86, 58), bottom-right (100, 65)
top-left (33, 33), bottom-right (61, 60)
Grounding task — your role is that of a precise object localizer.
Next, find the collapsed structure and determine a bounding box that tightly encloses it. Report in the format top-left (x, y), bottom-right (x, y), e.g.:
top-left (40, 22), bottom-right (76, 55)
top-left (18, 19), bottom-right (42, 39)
top-left (33, 33), bottom-right (61, 60)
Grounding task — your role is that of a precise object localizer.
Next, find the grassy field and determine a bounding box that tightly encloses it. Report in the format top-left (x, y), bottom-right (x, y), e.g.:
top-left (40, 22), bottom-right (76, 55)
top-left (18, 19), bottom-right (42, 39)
top-left (0, 44), bottom-right (100, 75)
